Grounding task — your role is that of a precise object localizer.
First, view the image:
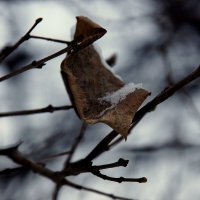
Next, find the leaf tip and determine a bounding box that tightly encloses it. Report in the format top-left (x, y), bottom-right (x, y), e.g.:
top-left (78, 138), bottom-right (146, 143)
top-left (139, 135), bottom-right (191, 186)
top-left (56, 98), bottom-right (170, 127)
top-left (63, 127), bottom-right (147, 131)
top-left (74, 16), bottom-right (107, 43)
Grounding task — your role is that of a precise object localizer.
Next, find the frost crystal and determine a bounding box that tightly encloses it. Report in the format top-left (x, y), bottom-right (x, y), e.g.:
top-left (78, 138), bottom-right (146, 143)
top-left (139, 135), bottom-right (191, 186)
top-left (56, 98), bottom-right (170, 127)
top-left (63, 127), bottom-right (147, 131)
top-left (99, 83), bottom-right (143, 106)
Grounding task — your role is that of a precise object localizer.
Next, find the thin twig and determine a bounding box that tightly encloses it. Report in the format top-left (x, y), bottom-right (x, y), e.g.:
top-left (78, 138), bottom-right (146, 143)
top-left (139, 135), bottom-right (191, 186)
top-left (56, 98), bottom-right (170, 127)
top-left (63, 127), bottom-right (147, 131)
top-left (38, 150), bottom-right (72, 162)
top-left (0, 18), bottom-right (42, 63)
top-left (0, 145), bottom-right (57, 181)
top-left (127, 141), bottom-right (200, 153)
top-left (84, 130), bottom-right (118, 162)
top-left (0, 25), bottom-right (106, 82)
top-left (64, 122), bottom-right (87, 167)
top-left (0, 104), bottom-right (73, 118)
top-left (0, 150), bottom-right (71, 176)
top-left (161, 49), bottom-right (200, 121)
top-left (64, 179), bottom-right (136, 200)
top-left (30, 35), bottom-right (70, 44)
top-left (0, 45), bottom-right (73, 82)
top-left (92, 158), bottom-right (129, 170)
top-left (92, 170), bottom-right (147, 183)
top-left (52, 184), bottom-right (62, 200)
top-left (132, 65), bottom-right (200, 127)
top-left (180, 90), bottom-right (200, 120)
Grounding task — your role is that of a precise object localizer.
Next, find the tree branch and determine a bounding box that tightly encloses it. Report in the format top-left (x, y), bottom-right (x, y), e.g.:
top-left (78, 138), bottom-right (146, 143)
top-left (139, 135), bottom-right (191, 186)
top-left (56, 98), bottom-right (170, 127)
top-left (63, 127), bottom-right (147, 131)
top-left (84, 130), bottom-right (118, 162)
top-left (0, 143), bottom-right (135, 200)
top-left (0, 24), bottom-right (106, 82)
top-left (0, 44), bottom-right (74, 82)
top-left (0, 150), bottom-right (72, 176)
top-left (92, 170), bottom-right (147, 183)
top-left (64, 179), bottom-right (136, 200)
top-left (91, 158), bottom-right (129, 170)
top-left (64, 122), bottom-right (87, 167)
top-left (0, 104), bottom-right (73, 117)
top-left (0, 18), bottom-right (42, 63)
top-left (133, 65), bottom-right (200, 125)
top-left (0, 144), bottom-right (58, 181)
top-left (110, 65), bottom-right (200, 147)
top-left (30, 35), bottom-right (70, 44)
top-left (83, 65), bottom-right (200, 161)
top-left (52, 184), bottom-right (62, 200)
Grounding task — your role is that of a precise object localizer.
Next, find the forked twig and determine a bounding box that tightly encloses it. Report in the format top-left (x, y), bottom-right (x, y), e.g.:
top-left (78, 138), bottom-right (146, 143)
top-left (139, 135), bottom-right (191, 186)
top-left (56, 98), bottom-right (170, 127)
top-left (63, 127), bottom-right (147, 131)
top-left (0, 18), bottom-right (42, 63)
top-left (0, 144), bottom-right (136, 200)
top-left (64, 179), bottom-right (136, 200)
top-left (0, 45), bottom-right (73, 82)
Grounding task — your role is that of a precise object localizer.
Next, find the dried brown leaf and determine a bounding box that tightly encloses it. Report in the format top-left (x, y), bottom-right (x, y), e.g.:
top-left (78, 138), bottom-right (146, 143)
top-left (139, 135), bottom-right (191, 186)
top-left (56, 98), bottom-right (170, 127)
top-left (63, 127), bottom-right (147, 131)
top-left (61, 16), bottom-right (150, 138)
top-left (74, 16), bottom-right (107, 48)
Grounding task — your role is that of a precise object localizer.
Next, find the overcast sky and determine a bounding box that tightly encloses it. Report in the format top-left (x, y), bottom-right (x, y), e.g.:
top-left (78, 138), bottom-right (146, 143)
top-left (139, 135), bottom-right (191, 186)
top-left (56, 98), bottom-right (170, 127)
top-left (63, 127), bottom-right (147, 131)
top-left (0, 1), bottom-right (200, 200)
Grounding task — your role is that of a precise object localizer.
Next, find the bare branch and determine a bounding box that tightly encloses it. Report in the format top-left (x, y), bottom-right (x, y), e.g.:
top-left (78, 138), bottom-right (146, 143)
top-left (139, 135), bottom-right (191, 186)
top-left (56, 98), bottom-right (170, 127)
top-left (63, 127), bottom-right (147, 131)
top-left (0, 150), bottom-right (72, 176)
top-left (64, 122), bottom-right (87, 167)
top-left (110, 65), bottom-right (200, 148)
top-left (0, 104), bottom-right (73, 118)
top-left (161, 50), bottom-right (200, 121)
top-left (39, 150), bottom-right (72, 162)
top-left (52, 184), bottom-right (62, 200)
top-left (0, 45), bottom-right (73, 82)
top-left (84, 130), bottom-right (118, 162)
top-left (0, 166), bottom-right (27, 176)
top-left (0, 145), bottom-right (57, 182)
top-left (64, 179), bottom-right (136, 200)
top-left (132, 65), bottom-right (200, 126)
top-left (92, 158), bottom-right (129, 170)
top-left (0, 18), bottom-right (42, 63)
top-left (0, 144), bottom-right (135, 200)
top-left (30, 35), bottom-right (70, 45)
top-left (92, 170), bottom-right (147, 183)
top-left (0, 25), bottom-right (106, 82)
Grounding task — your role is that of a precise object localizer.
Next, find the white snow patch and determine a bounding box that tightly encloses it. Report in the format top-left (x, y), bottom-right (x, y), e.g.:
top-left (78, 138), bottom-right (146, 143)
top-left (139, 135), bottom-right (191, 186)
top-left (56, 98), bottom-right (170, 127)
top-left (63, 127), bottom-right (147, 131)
top-left (99, 83), bottom-right (143, 106)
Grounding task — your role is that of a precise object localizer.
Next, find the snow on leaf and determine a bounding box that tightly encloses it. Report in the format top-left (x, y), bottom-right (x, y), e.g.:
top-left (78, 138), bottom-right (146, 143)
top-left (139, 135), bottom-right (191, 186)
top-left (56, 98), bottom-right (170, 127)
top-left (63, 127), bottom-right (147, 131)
top-left (99, 83), bottom-right (143, 106)
top-left (61, 16), bottom-right (151, 139)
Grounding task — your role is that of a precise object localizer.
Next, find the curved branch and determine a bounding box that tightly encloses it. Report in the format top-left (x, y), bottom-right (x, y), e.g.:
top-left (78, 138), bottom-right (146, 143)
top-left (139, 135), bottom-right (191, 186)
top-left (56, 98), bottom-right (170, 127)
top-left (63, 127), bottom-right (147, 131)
top-left (84, 65), bottom-right (200, 160)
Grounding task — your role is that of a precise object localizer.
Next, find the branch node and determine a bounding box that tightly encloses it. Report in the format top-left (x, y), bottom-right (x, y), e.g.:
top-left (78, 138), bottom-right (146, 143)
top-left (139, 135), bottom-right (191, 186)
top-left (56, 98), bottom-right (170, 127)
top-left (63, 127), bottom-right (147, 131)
top-left (118, 158), bottom-right (129, 167)
top-left (47, 105), bottom-right (54, 113)
top-left (23, 34), bottom-right (30, 41)
top-left (36, 18), bottom-right (43, 24)
top-left (138, 177), bottom-right (147, 183)
top-left (36, 63), bottom-right (46, 69)
top-left (32, 60), bottom-right (37, 66)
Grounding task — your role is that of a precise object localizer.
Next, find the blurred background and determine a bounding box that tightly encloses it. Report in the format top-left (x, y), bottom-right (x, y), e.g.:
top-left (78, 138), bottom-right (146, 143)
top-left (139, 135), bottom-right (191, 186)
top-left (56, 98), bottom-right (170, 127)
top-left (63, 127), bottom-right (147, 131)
top-left (0, 0), bottom-right (200, 200)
